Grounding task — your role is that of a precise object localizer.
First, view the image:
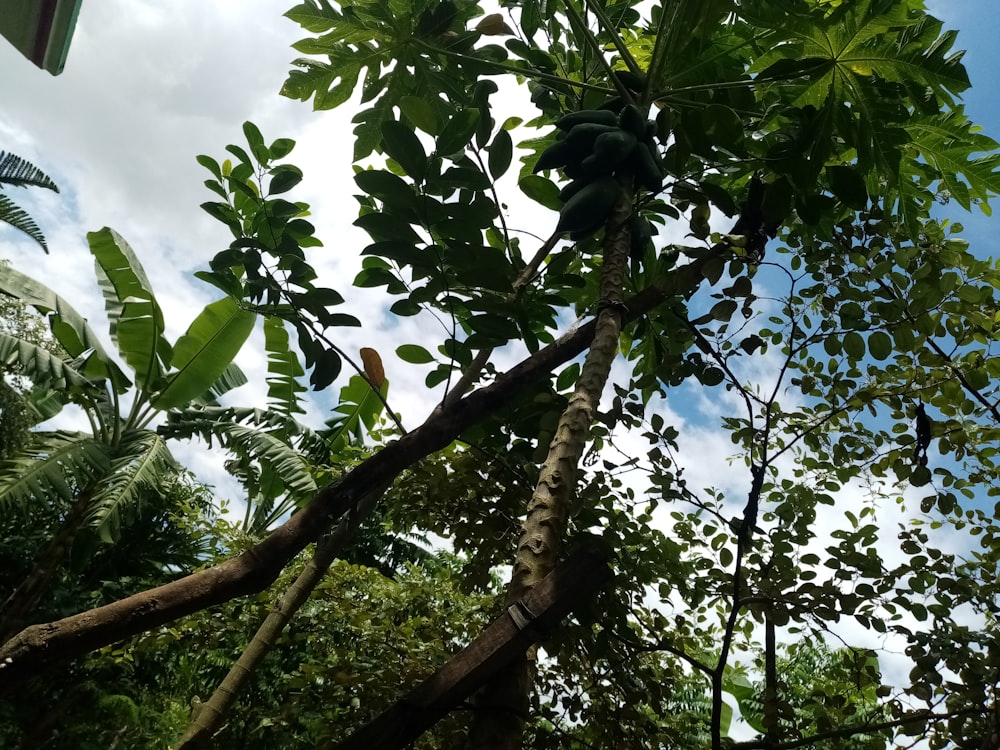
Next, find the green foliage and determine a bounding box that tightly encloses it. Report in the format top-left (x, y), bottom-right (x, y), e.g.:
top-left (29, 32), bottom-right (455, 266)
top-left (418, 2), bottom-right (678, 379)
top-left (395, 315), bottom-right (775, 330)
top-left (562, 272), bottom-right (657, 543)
top-left (0, 379), bottom-right (30, 460)
top-left (263, 315), bottom-right (307, 419)
top-left (0, 151), bottom-right (59, 252)
top-left (269, 0), bottom-right (1000, 746)
top-left (0, 474), bottom-right (223, 749)
top-left (0, 237), bottom-right (254, 523)
top-left (0, 231), bottom-right (256, 642)
top-left (8, 0), bottom-right (1000, 748)
top-left (0, 270), bottom-right (67, 456)
top-left (2, 525), bottom-right (486, 749)
top-left (196, 123), bottom-right (360, 393)
top-left (733, 641), bottom-right (890, 748)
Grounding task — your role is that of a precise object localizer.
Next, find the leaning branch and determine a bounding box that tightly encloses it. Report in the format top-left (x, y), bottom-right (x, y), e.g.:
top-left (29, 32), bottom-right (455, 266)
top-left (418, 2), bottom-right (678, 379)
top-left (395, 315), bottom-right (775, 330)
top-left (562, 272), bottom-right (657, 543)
top-left (0, 269), bottom-right (703, 686)
top-left (330, 542), bottom-right (613, 750)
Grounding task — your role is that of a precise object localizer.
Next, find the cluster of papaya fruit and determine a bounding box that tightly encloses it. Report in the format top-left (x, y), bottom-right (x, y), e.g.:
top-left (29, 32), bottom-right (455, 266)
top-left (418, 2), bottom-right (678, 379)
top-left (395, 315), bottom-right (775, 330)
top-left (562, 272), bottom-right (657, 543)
top-left (533, 104), bottom-right (663, 245)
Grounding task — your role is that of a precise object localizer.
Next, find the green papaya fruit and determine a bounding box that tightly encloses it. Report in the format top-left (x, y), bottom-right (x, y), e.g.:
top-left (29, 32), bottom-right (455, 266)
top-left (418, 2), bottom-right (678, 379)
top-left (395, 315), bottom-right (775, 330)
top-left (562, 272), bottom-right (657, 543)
top-left (629, 214), bottom-right (653, 260)
top-left (612, 70), bottom-right (646, 95)
top-left (559, 177), bottom-right (596, 203)
top-left (556, 175), bottom-right (622, 235)
top-left (593, 130), bottom-right (638, 172)
top-left (533, 140), bottom-right (575, 173)
top-left (565, 122), bottom-right (620, 151)
top-left (555, 109), bottom-right (620, 131)
top-left (597, 96), bottom-right (625, 114)
top-left (570, 228), bottom-right (599, 242)
top-left (618, 104), bottom-right (647, 138)
top-left (655, 107), bottom-right (673, 141)
top-left (626, 142), bottom-right (663, 192)
top-left (564, 159), bottom-right (585, 180)
top-left (577, 153), bottom-right (609, 179)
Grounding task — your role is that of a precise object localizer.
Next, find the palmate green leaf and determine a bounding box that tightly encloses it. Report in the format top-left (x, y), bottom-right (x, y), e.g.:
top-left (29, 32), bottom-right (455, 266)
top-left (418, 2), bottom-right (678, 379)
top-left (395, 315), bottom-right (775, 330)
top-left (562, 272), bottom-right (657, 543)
top-left (873, 14), bottom-right (969, 103)
top-left (747, 2), bottom-right (970, 178)
top-left (748, 0), bottom-right (967, 101)
top-left (0, 263), bottom-right (128, 387)
top-left (0, 432), bottom-right (110, 513)
top-left (283, 47), bottom-right (364, 111)
top-left (88, 228), bottom-right (170, 393)
top-left (284, 0), bottom-right (341, 33)
top-left (838, 74), bottom-right (910, 178)
top-left (264, 316), bottom-right (307, 418)
top-left (152, 297), bottom-right (256, 411)
top-left (85, 429), bottom-right (177, 544)
top-left (281, 0), bottom-right (380, 110)
top-left (740, 4), bottom-right (991, 240)
top-left (282, 0), bottom-right (486, 162)
top-left (905, 108), bottom-right (1000, 211)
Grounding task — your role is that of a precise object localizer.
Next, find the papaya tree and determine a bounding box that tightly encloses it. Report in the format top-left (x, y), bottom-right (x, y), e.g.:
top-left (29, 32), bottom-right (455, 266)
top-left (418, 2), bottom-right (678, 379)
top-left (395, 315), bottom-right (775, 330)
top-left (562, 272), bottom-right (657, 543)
top-left (3, 1), bottom-right (1000, 749)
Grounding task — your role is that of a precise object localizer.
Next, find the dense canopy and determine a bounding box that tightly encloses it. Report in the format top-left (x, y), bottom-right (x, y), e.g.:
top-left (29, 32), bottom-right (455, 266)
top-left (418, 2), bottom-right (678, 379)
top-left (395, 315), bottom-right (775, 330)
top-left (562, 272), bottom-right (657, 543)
top-left (3, 1), bottom-right (1000, 748)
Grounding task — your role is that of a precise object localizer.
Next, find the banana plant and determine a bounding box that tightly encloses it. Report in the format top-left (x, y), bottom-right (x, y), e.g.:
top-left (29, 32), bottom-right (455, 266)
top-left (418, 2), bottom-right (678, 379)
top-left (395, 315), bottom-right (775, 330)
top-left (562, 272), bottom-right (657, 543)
top-left (163, 316), bottom-right (390, 535)
top-left (0, 227), bottom-right (255, 642)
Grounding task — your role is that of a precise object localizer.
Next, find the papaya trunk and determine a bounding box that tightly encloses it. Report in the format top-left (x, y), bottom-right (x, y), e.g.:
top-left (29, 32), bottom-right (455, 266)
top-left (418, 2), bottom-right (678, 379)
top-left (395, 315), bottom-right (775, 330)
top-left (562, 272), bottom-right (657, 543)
top-left (464, 190), bottom-right (632, 749)
top-left (176, 485), bottom-right (388, 749)
top-left (0, 487), bottom-right (93, 643)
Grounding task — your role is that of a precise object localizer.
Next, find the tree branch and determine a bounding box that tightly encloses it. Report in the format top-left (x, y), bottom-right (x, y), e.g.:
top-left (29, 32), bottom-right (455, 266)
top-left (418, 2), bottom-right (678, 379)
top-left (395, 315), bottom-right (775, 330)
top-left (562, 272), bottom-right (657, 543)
top-left (0, 263), bottom-right (706, 685)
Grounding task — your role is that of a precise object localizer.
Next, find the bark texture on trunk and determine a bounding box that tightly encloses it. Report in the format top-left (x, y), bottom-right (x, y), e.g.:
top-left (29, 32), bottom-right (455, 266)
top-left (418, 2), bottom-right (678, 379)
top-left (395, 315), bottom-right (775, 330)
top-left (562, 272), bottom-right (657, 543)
top-left (464, 190), bottom-right (633, 750)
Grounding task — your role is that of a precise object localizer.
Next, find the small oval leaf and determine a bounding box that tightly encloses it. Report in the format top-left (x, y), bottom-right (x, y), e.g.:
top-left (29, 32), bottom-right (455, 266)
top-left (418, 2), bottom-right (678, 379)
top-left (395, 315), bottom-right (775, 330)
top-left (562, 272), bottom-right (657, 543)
top-left (399, 96), bottom-right (440, 135)
top-left (843, 331), bottom-right (866, 360)
top-left (397, 344), bottom-right (434, 364)
top-left (488, 128), bottom-right (513, 179)
top-left (518, 175), bottom-right (561, 211)
top-left (868, 330), bottom-right (892, 361)
top-left (437, 109), bottom-right (481, 156)
top-left (381, 120), bottom-right (428, 180)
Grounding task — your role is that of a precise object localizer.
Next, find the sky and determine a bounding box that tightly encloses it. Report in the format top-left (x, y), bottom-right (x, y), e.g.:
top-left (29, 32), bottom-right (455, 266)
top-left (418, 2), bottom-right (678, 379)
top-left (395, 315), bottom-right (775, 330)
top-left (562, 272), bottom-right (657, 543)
top-left (3, 0), bottom-right (1000, 736)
